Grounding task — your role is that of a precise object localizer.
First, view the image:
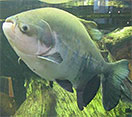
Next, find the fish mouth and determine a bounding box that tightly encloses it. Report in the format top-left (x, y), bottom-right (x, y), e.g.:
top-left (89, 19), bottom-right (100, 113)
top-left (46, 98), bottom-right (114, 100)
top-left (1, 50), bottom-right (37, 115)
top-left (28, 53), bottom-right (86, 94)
top-left (5, 18), bottom-right (14, 24)
top-left (5, 18), bottom-right (17, 32)
top-left (2, 19), bottom-right (15, 39)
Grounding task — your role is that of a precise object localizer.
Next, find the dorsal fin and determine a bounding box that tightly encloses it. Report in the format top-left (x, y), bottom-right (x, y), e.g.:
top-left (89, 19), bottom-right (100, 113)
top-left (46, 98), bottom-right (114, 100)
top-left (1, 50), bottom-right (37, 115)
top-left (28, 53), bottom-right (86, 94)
top-left (79, 18), bottom-right (103, 41)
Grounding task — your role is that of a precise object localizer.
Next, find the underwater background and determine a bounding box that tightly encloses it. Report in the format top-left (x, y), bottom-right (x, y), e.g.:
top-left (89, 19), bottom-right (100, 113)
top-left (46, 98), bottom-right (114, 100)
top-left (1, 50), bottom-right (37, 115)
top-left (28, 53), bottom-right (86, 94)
top-left (0, 0), bottom-right (132, 116)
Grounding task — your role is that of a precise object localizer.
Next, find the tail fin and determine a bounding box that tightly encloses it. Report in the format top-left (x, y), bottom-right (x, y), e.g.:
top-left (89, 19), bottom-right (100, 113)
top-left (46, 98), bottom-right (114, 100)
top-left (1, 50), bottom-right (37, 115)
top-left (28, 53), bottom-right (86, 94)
top-left (102, 59), bottom-right (129, 111)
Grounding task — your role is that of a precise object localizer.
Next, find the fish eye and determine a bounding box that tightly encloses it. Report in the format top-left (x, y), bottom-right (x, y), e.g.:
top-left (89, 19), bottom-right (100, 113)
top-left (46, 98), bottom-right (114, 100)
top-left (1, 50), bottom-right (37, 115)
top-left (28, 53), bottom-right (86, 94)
top-left (20, 24), bottom-right (29, 33)
top-left (22, 25), bottom-right (28, 31)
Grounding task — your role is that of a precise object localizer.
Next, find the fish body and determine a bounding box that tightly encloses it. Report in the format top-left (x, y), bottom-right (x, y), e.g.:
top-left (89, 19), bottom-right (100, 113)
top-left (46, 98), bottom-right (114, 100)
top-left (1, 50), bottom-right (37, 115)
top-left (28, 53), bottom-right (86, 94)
top-left (3, 8), bottom-right (104, 83)
top-left (2, 7), bottom-right (130, 110)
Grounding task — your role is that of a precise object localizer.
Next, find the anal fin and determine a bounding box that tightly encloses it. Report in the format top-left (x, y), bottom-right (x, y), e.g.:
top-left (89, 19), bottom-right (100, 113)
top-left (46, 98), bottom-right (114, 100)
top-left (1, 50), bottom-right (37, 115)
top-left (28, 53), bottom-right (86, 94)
top-left (77, 91), bottom-right (85, 110)
top-left (83, 75), bottom-right (100, 107)
top-left (77, 75), bottom-right (100, 110)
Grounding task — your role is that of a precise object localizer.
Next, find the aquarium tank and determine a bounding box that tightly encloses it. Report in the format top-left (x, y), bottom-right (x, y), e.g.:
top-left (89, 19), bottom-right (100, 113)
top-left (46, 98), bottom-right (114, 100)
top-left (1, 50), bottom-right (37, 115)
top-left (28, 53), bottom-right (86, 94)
top-left (0, 0), bottom-right (132, 116)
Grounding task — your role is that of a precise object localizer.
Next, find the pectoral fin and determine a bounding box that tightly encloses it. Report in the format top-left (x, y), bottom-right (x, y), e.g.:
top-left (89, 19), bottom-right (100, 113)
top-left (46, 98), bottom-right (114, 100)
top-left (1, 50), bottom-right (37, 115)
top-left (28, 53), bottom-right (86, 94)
top-left (37, 52), bottom-right (63, 64)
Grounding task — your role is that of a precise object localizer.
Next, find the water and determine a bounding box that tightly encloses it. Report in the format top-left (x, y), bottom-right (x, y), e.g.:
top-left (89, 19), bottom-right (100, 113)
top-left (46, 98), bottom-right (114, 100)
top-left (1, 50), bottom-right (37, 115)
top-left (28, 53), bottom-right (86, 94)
top-left (0, 0), bottom-right (132, 116)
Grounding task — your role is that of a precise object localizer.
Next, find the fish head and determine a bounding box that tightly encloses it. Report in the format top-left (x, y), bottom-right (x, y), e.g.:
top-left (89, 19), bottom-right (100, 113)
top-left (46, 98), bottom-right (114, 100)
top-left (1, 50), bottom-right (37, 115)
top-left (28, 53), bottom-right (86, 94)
top-left (2, 14), bottom-right (55, 57)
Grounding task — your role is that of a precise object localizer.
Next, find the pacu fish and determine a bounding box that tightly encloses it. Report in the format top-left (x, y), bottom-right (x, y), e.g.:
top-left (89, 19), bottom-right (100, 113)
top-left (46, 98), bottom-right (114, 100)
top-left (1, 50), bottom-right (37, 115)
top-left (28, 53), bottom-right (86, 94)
top-left (2, 7), bottom-right (130, 111)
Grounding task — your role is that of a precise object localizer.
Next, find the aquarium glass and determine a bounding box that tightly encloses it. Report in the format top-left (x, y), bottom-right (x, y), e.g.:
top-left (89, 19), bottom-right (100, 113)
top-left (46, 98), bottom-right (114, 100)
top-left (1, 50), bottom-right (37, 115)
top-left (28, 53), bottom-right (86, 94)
top-left (0, 0), bottom-right (132, 116)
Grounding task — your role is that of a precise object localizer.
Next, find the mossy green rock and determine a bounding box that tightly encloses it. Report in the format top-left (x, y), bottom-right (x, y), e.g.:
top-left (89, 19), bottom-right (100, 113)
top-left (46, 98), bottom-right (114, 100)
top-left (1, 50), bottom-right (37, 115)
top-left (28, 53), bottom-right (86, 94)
top-left (14, 78), bottom-right (132, 117)
top-left (103, 26), bottom-right (132, 60)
